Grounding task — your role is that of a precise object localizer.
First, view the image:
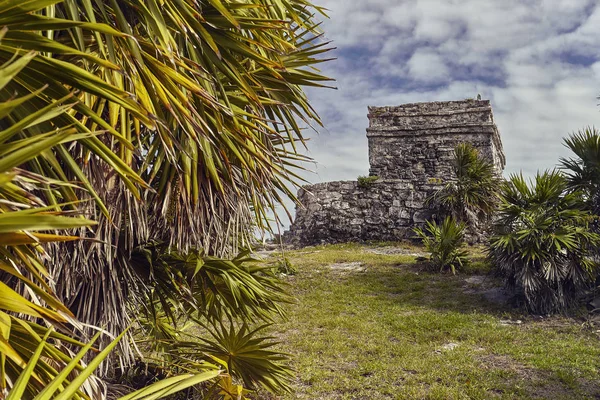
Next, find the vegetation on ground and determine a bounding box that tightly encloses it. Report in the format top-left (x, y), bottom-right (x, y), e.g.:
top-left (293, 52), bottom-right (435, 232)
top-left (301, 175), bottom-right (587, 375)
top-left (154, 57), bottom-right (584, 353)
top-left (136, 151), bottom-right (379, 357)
top-left (265, 243), bottom-right (600, 400)
top-left (424, 138), bottom-right (600, 315)
top-left (413, 217), bottom-right (469, 275)
top-left (274, 257), bottom-right (298, 276)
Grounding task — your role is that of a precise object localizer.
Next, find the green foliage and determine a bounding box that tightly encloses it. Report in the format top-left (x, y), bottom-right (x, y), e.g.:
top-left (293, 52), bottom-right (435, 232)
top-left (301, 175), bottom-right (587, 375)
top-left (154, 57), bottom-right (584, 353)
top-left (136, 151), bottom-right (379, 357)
top-left (413, 217), bottom-right (469, 274)
top-left (560, 127), bottom-right (600, 198)
top-left (488, 171), bottom-right (599, 314)
top-left (357, 175), bottom-right (380, 188)
top-left (127, 318), bottom-right (292, 396)
top-left (560, 127), bottom-right (600, 237)
top-left (194, 321), bottom-right (293, 393)
top-left (5, 329), bottom-right (222, 400)
top-left (127, 245), bottom-right (293, 394)
top-left (0, 38), bottom-right (104, 396)
top-left (0, 0), bottom-right (332, 396)
top-left (430, 143), bottom-right (501, 227)
top-left (136, 246), bottom-right (292, 323)
top-left (275, 257), bottom-right (298, 275)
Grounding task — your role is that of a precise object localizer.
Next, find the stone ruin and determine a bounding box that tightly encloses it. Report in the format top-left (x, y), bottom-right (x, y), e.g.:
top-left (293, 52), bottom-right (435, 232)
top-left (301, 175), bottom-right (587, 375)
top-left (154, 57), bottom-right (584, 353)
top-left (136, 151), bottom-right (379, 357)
top-left (284, 99), bottom-right (506, 246)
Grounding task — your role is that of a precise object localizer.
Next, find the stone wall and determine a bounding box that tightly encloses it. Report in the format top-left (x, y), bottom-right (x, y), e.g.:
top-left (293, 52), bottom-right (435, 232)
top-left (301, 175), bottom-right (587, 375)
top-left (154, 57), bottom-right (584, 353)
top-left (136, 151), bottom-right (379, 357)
top-left (286, 180), bottom-right (442, 245)
top-left (285, 99), bottom-right (505, 247)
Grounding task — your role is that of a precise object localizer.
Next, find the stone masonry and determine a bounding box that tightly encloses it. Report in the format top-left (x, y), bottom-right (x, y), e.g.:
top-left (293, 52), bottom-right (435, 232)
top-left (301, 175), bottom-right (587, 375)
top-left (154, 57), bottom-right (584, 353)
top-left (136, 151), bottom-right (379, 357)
top-left (285, 100), bottom-right (505, 246)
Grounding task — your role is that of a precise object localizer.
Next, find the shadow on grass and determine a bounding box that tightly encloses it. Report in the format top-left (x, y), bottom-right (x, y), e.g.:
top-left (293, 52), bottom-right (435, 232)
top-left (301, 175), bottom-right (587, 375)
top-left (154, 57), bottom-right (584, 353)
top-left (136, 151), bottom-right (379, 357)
top-left (341, 260), bottom-right (517, 318)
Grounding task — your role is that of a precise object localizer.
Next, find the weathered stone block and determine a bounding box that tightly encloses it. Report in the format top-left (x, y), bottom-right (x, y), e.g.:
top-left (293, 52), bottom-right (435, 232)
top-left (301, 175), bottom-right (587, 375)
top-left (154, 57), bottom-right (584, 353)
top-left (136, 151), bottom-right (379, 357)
top-left (307, 203), bottom-right (322, 212)
top-left (412, 210), bottom-right (432, 223)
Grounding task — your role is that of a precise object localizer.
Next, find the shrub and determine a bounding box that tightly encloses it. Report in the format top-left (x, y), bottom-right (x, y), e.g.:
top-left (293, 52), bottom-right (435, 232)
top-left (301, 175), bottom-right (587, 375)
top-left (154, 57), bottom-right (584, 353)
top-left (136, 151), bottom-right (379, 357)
top-left (413, 217), bottom-right (469, 274)
top-left (357, 175), bottom-right (379, 188)
top-left (488, 171), bottom-right (599, 314)
top-left (430, 143), bottom-right (501, 230)
top-left (560, 127), bottom-right (600, 200)
top-left (275, 257), bottom-right (297, 275)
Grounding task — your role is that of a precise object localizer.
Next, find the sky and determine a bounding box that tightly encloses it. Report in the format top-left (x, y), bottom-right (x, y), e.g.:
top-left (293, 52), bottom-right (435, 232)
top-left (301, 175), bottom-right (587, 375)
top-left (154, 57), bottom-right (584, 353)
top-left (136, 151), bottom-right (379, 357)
top-left (276, 0), bottom-right (600, 230)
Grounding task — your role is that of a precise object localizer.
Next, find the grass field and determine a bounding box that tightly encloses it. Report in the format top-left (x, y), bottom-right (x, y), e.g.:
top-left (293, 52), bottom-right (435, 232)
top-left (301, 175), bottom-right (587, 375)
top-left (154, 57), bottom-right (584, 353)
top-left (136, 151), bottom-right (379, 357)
top-left (260, 242), bottom-right (600, 400)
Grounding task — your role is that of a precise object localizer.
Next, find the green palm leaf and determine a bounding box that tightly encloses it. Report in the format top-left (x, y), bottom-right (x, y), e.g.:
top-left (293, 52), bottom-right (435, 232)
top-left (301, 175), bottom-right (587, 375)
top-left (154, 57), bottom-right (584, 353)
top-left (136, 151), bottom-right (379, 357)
top-left (1, 0), bottom-right (332, 394)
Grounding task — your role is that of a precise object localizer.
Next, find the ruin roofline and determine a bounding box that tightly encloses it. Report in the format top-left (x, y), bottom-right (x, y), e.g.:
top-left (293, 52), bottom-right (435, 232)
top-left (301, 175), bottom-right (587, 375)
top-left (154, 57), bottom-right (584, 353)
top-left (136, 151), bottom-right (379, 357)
top-left (367, 98), bottom-right (505, 167)
top-left (367, 99), bottom-right (492, 115)
top-left (366, 124), bottom-right (498, 135)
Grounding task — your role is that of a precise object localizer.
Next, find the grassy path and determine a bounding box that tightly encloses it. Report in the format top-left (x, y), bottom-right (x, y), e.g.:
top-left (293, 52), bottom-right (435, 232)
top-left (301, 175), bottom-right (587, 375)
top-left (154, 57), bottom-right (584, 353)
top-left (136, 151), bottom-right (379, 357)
top-left (265, 243), bottom-right (600, 399)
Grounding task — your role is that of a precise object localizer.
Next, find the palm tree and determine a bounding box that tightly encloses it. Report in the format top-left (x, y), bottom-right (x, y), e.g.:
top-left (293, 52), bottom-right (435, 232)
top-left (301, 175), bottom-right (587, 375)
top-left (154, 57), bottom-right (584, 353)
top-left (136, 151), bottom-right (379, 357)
top-left (430, 143), bottom-right (501, 234)
top-left (413, 217), bottom-right (469, 275)
top-left (0, 0), bottom-right (332, 395)
top-left (488, 171), bottom-right (598, 314)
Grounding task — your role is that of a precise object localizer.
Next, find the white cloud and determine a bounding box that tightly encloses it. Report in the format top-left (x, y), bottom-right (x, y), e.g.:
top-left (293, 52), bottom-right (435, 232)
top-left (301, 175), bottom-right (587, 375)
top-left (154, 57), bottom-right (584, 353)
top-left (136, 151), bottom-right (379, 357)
top-left (407, 49), bottom-right (450, 82)
top-left (274, 0), bottom-right (600, 228)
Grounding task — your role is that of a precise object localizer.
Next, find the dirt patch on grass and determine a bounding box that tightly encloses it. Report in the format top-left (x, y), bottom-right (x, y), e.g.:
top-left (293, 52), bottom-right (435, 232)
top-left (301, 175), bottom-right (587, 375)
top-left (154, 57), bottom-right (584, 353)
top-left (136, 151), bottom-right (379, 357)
top-left (478, 353), bottom-right (532, 379)
top-left (363, 246), bottom-right (427, 257)
top-left (327, 262), bottom-right (366, 273)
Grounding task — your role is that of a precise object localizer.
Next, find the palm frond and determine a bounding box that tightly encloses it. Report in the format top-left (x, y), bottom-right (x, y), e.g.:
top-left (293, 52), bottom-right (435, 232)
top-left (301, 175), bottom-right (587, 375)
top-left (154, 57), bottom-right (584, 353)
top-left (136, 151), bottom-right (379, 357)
top-left (0, 45), bottom-right (105, 394)
top-left (414, 217), bottom-right (469, 274)
top-left (430, 143), bottom-right (501, 228)
top-left (489, 170), bottom-right (598, 314)
top-left (2, 0), bottom-right (333, 388)
top-left (6, 327), bottom-right (222, 400)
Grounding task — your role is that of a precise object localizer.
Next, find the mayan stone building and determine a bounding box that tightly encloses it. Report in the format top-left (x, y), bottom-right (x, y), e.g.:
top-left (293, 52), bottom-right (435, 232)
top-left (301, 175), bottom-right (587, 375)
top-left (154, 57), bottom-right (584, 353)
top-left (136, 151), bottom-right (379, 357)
top-left (285, 99), bottom-right (505, 246)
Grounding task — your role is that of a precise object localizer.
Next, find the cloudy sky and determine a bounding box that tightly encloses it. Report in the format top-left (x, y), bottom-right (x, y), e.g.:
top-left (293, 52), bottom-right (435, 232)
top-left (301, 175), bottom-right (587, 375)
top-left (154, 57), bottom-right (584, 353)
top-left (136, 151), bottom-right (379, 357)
top-left (278, 0), bottom-right (600, 228)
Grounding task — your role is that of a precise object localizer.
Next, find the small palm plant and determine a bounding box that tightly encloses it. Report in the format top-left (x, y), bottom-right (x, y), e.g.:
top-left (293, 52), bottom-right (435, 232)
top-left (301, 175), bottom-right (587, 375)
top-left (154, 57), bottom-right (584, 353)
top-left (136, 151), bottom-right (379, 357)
top-left (431, 143), bottom-right (501, 231)
top-left (413, 217), bottom-right (469, 274)
top-left (126, 246), bottom-right (294, 394)
top-left (488, 171), bottom-right (599, 314)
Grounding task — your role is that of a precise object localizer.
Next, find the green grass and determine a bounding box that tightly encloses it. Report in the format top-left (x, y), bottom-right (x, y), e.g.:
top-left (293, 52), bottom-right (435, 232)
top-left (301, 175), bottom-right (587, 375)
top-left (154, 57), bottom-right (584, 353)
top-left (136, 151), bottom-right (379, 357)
top-left (262, 242), bottom-right (600, 399)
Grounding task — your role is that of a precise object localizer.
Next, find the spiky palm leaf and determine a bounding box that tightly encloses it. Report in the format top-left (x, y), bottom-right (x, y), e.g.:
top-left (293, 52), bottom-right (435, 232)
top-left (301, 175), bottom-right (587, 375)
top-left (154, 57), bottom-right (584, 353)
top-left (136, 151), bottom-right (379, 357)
top-left (193, 319), bottom-right (293, 393)
top-left (1, 0), bottom-right (332, 369)
top-left (431, 143), bottom-right (501, 229)
top-left (560, 127), bottom-right (600, 196)
top-left (559, 127), bottom-right (600, 235)
top-left (128, 246), bottom-right (294, 394)
top-left (488, 171), bottom-right (598, 314)
top-left (6, 328), bottom-right (222, 400)
top-left (0, 41), bottom-right (108, 396)
top-left (413, 217), bottom-right (469, 274)
top-left (128, 316), bottom-right (291, 397)
top-left (137, 246), bottom-right (291, 322)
